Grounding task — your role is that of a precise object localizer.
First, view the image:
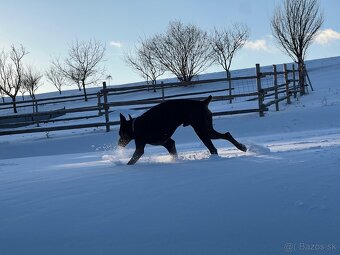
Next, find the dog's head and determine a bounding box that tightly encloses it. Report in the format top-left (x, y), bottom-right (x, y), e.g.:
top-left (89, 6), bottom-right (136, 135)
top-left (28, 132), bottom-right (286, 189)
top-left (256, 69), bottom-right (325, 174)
top-left (118, 113), bottom-right (134, 147)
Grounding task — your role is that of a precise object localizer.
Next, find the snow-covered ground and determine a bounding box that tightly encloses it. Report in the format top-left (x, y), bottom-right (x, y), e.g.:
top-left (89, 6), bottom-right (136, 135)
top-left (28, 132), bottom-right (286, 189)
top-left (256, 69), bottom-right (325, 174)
top-left (1, 57), bottom-right (340, 254)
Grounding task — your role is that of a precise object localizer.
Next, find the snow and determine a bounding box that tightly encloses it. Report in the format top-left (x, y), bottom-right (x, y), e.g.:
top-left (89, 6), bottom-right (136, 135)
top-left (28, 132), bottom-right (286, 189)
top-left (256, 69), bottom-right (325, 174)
top-left (1, 56), bottom-right (340, 254)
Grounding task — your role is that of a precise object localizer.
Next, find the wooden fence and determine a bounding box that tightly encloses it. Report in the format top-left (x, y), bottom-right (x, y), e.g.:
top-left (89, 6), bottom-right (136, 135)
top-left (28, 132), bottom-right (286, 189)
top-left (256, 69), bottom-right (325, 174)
top-left (0, 63), bottom-right (301, 136)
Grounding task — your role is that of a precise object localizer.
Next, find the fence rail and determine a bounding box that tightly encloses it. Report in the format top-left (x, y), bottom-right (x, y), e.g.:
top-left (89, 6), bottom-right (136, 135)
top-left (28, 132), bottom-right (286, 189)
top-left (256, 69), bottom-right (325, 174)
top-left (0, 63), bottom-right (303, 136)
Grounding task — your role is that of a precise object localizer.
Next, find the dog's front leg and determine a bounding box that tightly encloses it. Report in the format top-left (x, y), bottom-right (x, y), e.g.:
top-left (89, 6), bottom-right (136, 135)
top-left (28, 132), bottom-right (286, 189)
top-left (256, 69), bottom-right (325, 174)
top-left (127, 142), bottom-right (145, 165)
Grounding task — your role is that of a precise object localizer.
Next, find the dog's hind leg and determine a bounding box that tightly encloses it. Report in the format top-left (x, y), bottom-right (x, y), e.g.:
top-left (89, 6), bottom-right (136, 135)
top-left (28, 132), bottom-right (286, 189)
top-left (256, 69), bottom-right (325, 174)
top-left (163, 138), bottom-right (178, 159)
top-left (208, 128), bottom-right (247, 152)
top-left (225, 132), bottom-right (247, 152)
top-left (204, 116), bottom-right (247, 152)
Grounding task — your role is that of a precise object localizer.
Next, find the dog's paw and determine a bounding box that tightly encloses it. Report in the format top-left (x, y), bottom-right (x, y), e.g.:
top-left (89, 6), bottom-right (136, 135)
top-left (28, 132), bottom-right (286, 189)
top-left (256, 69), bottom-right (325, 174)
top-left (239, 144), bottom-right (248, 152)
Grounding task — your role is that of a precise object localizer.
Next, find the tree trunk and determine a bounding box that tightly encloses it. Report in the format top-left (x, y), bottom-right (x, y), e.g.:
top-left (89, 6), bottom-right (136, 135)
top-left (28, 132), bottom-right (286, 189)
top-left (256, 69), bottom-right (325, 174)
top-left (59, 90), bottom-right (62, 95)
top-left (152, 80), bottom-right (156, 92)
top-left (12, 96), bottom-right (17, 113)
top-left (82, 81), bottom-right (88, 101)
top-left (146, 77), bottom-right (150, 91)
top-left (2, 97), bottom-right (4, 103)
top-left (178, 75), bottom-right (190, 85)
top-left (31, 95), bottom-right (36, 113)
top-left (298, 59), bottom-right (305, 95)
top-left (227, 70), bottom-right (232, 104)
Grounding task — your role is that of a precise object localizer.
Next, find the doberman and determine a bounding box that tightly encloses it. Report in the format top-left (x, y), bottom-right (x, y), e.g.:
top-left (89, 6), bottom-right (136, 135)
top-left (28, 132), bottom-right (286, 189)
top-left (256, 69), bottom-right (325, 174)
top-left (118, 95), bottom-right (247, 165)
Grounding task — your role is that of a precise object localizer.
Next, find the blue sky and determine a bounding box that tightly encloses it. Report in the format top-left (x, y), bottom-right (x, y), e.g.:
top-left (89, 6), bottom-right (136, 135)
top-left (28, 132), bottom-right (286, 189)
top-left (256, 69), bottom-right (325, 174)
top-left (1, 0), bottom-right (339, 93)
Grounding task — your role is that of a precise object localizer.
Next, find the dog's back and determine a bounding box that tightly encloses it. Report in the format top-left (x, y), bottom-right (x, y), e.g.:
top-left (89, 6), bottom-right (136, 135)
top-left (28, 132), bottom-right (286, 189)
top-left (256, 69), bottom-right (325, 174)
top-left (134, 97), bottom-right (212, 145)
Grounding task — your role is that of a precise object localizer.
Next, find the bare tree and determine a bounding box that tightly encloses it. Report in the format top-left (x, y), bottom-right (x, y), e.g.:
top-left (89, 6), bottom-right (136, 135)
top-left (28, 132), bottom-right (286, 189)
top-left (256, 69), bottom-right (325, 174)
top-left (148, 21), bottom-right (213, 83)
top-left (125, 50), bottom-right (150, 87)
top-left (46, 66), bottom-right (66, 95)
top-left (23, 66), bottom-right (42, 100)
top-left (271, 0), bottom-right (323, 94)
top-left (125, 39), bottom-right (165, 92)
top-left (0, 45), bottom-right (28, 113)
top-left (19, 82), bottom-right (27, 101)
top-left (210, 24), bottom-right (249, 103)
top-left (210, 24), bottom-right (249, 77)
top-left (0, 87), bottom-right (5, 103)
top-left (52, 39), bottom-right (106, 101)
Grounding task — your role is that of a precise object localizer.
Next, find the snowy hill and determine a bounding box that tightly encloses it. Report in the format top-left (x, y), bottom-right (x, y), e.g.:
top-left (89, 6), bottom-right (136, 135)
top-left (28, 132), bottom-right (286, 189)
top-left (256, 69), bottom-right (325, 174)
top-left (0, 56), bottom-right (340, 254)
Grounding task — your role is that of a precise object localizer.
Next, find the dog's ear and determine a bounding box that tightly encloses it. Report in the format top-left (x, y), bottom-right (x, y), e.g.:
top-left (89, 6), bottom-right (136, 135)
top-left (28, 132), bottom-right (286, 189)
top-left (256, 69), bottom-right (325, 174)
top-left (119, 113), bottom-right (126, 123)
top-left (128, 114), bottom-right (133, 121)
top-left (203, 95), bottom-right (212, 106)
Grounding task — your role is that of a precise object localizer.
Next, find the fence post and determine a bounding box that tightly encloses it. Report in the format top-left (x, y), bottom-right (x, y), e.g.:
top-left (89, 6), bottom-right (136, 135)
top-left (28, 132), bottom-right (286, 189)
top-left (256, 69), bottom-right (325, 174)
top-left (227, 71), bottom-right (232, 104)
top-left (283, 64), bottom-right (291, 104)
top-left (161, 81), bottom-right (165, 100)
top-left (97, 92), bottom-right (102, 115)
top-left (256, 64), bottom-right (264, 117)
top-left (292, 64), bottom-right (297, 99)
top-left (102, 82), bottom-right (110, 132)
top-left (273, 64), bottom-right (279, 111)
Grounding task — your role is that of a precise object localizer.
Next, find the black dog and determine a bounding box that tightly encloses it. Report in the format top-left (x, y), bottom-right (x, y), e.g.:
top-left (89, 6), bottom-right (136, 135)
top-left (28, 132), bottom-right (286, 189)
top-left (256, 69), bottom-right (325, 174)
top-left (118, 95), bottom-right (247, 165)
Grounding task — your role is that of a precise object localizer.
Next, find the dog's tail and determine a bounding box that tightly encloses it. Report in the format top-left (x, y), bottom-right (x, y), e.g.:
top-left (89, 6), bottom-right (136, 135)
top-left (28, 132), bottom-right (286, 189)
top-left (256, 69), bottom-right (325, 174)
top-left (203, 95), bottom-right (212, 106)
